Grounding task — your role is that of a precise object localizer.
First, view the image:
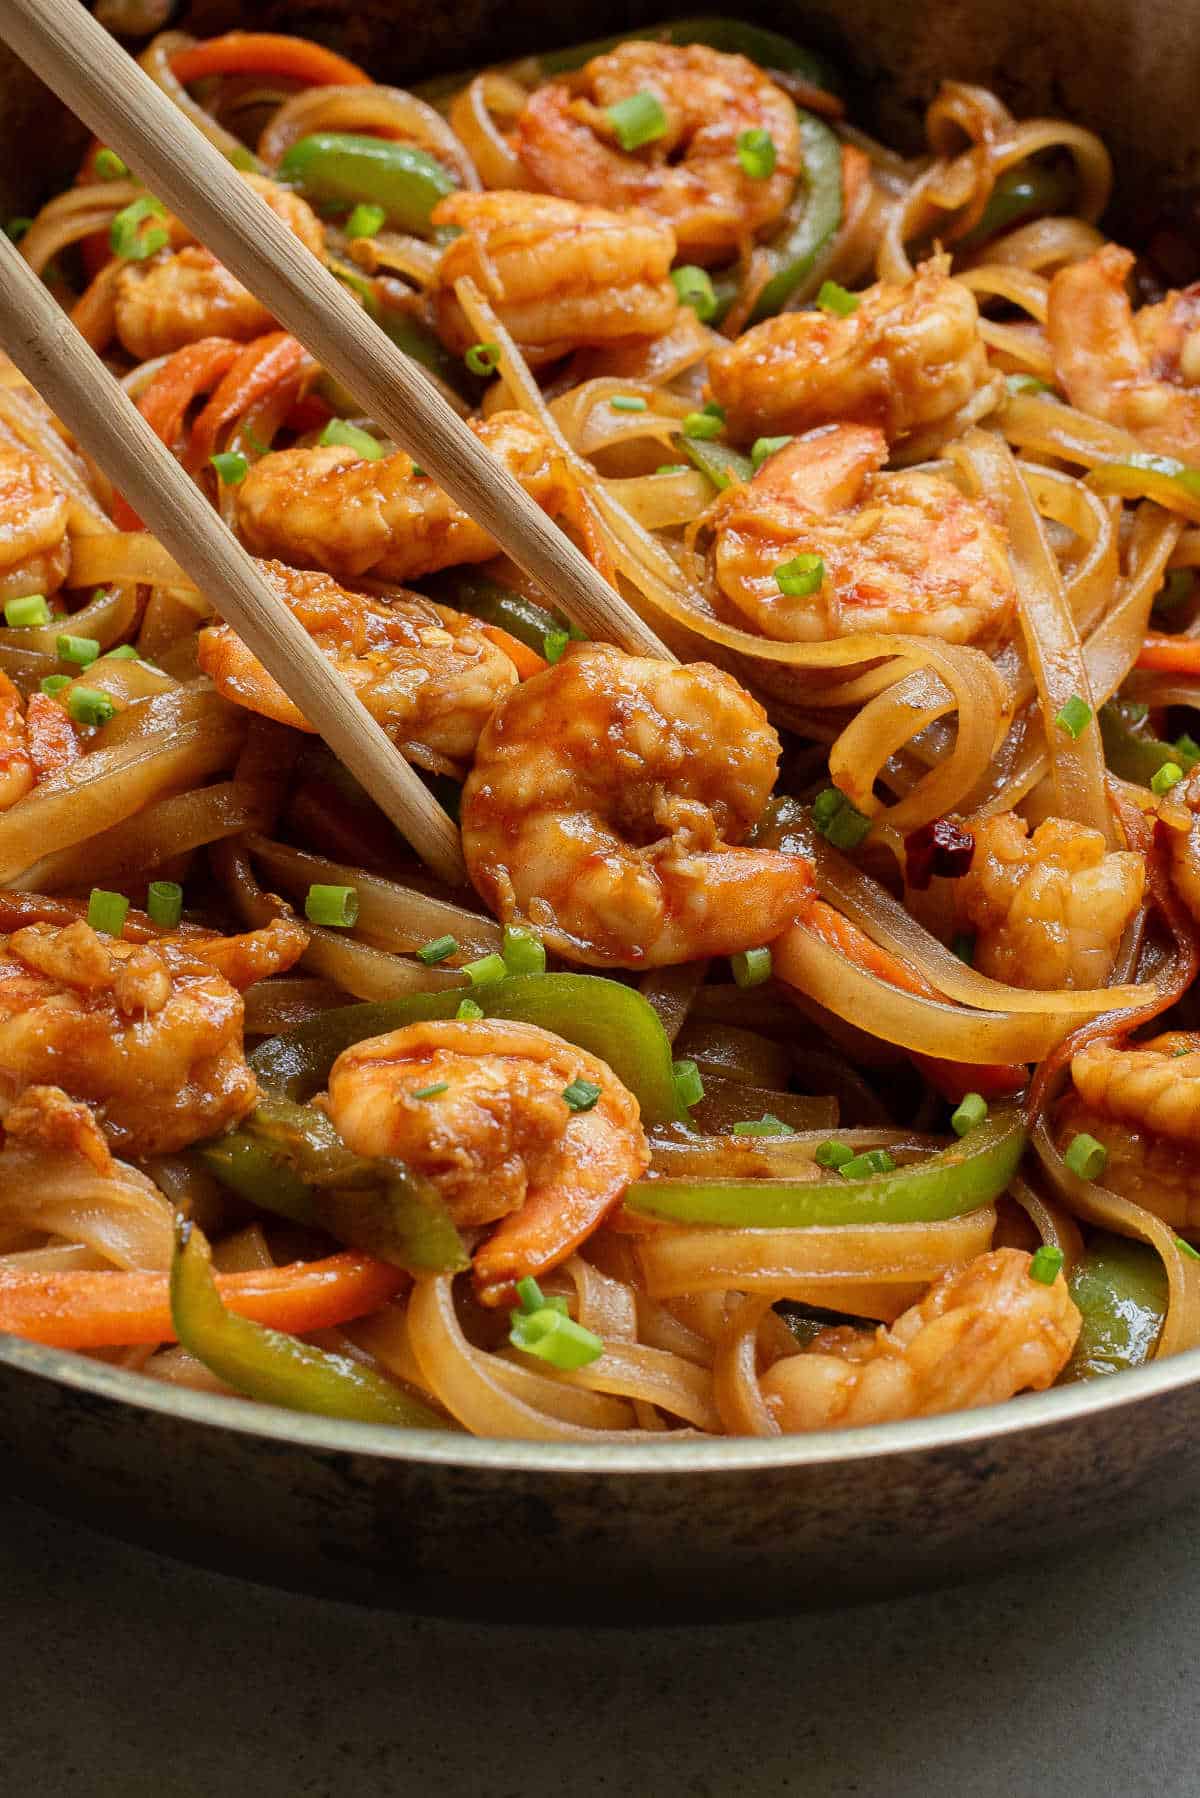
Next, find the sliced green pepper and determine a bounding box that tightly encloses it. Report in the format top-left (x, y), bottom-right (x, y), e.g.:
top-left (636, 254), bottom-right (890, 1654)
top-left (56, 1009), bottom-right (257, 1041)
top-left (678, 435), bottom-right (754, 491)
top-left (1099, 703), bottom-right (1200, 788)
top-left (749, 113), bottom-right (843, 322)
top-left (422, 571), bottom-right (581, 655)
top-left (537, 18), bottom-right (840, 93)
top-left (1064, 1231), bottom-right (1167, 1380)
top-left (279, 133), bottom-right (458, 237)
top-left (1087, 454), bottom-right (1200, 522)
top-left (169, 1219), bottom-right (452, 1428)
top-left (958, 156), bottom-right (1076, 249)
top-left (625, 1106), bottom-right (1026, 1226)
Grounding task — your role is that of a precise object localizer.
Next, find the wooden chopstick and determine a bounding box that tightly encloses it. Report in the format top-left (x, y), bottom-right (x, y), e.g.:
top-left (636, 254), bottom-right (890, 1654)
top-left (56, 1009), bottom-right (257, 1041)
top-left (0, 227), bottom-right (467, 887)
top-left (0, 0), bottom-right (675, 663)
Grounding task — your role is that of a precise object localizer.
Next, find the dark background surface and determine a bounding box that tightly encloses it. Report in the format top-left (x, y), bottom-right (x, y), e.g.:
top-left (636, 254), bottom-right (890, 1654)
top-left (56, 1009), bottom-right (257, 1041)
top-left (2, 1487), bottom-right (1195, 1796)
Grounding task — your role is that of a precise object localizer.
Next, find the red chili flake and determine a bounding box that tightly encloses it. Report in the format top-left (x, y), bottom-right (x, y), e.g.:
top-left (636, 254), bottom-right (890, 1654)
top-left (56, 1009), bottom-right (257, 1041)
top-left (904, 817), bottom-right (975, 890)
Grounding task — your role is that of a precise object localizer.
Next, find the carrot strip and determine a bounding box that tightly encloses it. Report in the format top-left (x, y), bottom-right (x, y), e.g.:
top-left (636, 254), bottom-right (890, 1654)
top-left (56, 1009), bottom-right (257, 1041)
top-left (0, 1252), bottom-right (404, 1350)
top-left (111, 338), bottom-right (243, 527)
top-left (1136, 632), bottom-right (1200, 674)
top-left (185, 332), bottom-right (314, 472)
top-left (478, 623), bottom-right (547, 680)
top-left (171, 32), bottom-right (371, 90)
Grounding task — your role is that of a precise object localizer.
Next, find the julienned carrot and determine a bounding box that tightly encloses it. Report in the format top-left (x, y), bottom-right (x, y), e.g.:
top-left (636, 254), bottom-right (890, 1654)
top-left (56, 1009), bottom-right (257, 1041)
top-left (171, 32), bottom-right (371, 90)
top-left (1136, 633), bottom-right (1200, 674)
top-left (0, 1251), bottom-right (404, 1350)
top-left (478, 624), bottom-right (548, 680)
top-left (111, 338), bottom-right (243, 527)
top-left (185, 333), bottom-right (314, 471)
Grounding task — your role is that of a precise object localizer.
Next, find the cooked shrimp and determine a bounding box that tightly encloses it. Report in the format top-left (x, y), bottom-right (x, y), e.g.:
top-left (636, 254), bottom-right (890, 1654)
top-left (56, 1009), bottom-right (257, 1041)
top-left (1160, 765), bottom-right (1200, 925)
top-left (513, 41), bottom-right (801, 263)
top-left (1057, 1036), bottom-right (1200, 1228)
top-left (0, 670), bottom-right (34, 813)
top-left (0, 442), bottom-right (71, 604)
top-left (708, 258), bottom-right (999, 447)
top-left (325, 1017), bottom-right (649, 1303)
top-left (0, 915), bottom-right (306, 1156)
top-left (432, 191), bottom-right (678, 364)
top-left (707, 423), bottom-right (1016, 645)
top-left (760, 1248), bottom-right (1080, 1430)
top-left (1047, 244), bottom-right (1200, 461)
top-left (198, 559), bottom-right (518, 774)
top-left (235, 412), bottom-right (570, 582)
top-left (956, 813), bottom-right (1144, 990)
top-left (113, 174), bottom-right (324, 360)
top-left (460, 643), bottom-right (813, 967)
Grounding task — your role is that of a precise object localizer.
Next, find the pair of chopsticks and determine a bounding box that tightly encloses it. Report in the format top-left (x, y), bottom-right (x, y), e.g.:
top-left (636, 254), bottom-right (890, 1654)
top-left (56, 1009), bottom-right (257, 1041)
top-left (0, 0), bottom-right (673, 887)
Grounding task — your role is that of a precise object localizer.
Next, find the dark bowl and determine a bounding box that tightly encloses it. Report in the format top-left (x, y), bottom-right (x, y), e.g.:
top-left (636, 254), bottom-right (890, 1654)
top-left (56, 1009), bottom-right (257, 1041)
top-left (1, 0), bottom-right (1197, 1620)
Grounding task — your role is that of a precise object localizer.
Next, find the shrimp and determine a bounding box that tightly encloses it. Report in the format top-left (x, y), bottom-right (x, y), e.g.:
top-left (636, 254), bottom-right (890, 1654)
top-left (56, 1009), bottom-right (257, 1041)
top-left (760, 1248), bottom-right (1080, 1430)
top-left (113, 174), bottom-right (324, 361)
top-left (0, 670), bottom-right (35, 813)
top-left (460, 643), bottom-right (813, 967)
top-left (513, 42), bottom-right (802, 263)
top-left (0, 914), bottom-right (306, 1157)
top-left (1056, 1033), bottom-right (1200, 1228)
top-left (956, 813), bottom-right (1144, 990)
top-left (1161, 765), bottom-right (1200, 925)
top-left (707, 423), bottom-right (1016, 645)
top-left (1046, 244), bottom-right (1200, 461)
top-left (432, 191), bottom-right (679, 365)
top-left (234, 412), bottom-right (571, 583)
top-left (198, 559), bottom-right (519, 774)
top-left (708, 257), bottom-right (1000, 448)
top-left (325, 1017), bottom-right (649, 1303)
top-left (0, 442), bottom-right (71, 604)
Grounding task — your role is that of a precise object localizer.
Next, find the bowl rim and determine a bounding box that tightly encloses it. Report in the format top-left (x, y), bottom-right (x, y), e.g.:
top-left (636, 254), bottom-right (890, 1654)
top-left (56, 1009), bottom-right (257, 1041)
top-left (4, 1328), bottom-right (1199, 1475)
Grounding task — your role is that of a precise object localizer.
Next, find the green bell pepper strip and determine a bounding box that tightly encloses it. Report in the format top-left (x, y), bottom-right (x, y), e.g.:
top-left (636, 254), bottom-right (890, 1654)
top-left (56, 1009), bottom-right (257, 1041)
top-left (170, 1218), bottom-right (453, 1428)
top-left (1086, 454), bottom-right (1200, 522)
top-left (678, 436), bottom-right (754, 491)
top-left (1064, 1231), bottom-right (1167, 1380)
top-left (278, 134), bottom-right (458, 237)
top-left (957, 156), bottom-right (1076, 250)
top-left (625, 1106), bottom-right (1026, 1227)
top-left (710, 111), bottom-right (843, 325)
top-left (537, 18), bottom-right (840, 92)
top-left (1099, 703), bottom-right (1200, 788)
top-left (422, 572), bottom-right (582, 655)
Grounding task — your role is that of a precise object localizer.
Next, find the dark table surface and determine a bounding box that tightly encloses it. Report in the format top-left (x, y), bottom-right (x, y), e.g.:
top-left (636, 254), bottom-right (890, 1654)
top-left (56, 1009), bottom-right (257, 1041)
top-left (2, 1486), bottom-right (1195, 1797)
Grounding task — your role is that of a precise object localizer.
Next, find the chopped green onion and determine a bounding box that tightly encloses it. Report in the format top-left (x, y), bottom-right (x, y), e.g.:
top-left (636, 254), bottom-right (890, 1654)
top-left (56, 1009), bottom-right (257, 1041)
top-left (464, 340), bottom-right (501, 377)
top-left (1055, 694), bottom-right (1092, 739)
top-left (455, 997), bottom-right (484, 1020)
top-left (5, 218), bottom-right (32, 243)
top-left (672, 1057), bottom-right (705, 1109)
top-left (1152, 761), bottom-right (1184, 796)
top-left (319, 419), bottom-right (383, 460)
top-left (3, 594), bottom-right (50, 627)
top-left (680, 404), bottom-right (725, 439)
top-left (1064, 1131), bottom-right (1108, 1180)
top-left (1005, 373), bottom-right (1052, 396)
top-left (655, 463), bottom-right (690, 476)
top-left (56, 633), bottom-right (100, 667)
top-left (412, 1082), bottom-right (450, 1100)
top-left (515, 1276), bottom-right (545, 1314)
top-left (732, 1115), bottom-right (796, 1137)
top-left (736, 128), bottom-right (777, 179)
top-left (817, 280), bottom-right (859, 316)
top-left (304, 883), bottom-right (359, 928)
top-left (543, 629), bottom-right (570, 664)
top-left (839, 1148), bottom-right (897, 1179)
top-left (562, 1077), bottom-right (602, 1113)
top-left (416, 934), bottom-right (458, 966)
top-left (1176, 733), bottom-right (1200, 761)
top-left (86, 888), bottom-right (129, 936)
top-left (751, 435), bottom-right (793, 471)
top-left (147, 879), bottom-right (183, 929)
top-left (502, 925), bottom-right (546, 976)
top-left (463, 952), bottom-right (507, 987)
top-left (1175, 1237), bottom-right (1200, 1262)
top-left (1029, 1244), bottom-right (1065, 1285)
top-left (670, 265), bottom-right (717, 322)
top-left (951, 1092), bottom-right (988, 1137)
top-left (109, 195), bottom-right (168, 262)
top-left (509, 1304), bottom-right (604, 1369)
top-left (67, 686), bottom-right (115, 727)
top-left (345, 201), bottom-right (386, 239)
top-left (103, 645), bottom-right (140, 661)
top-left (210, 450), bottom-right (248, 486)
top-left (39, 675), bottom-right (69, 697)
top-left (610, 395), bottom-right (647, 413)
top-left (811, 785), bottom-right (872, 851)
top-left (814, 1139), bottom-right (854, 1171)
top-left (731, 945), bottom-right (772, 988)
top-left (952, 931), bottom-right (975, 966)
top-left (775, 554), bottom-right (824, 598)
top-left (605, 91), bottom-right (668, 152)
top-left (94, 148), bottom-right (129, 180)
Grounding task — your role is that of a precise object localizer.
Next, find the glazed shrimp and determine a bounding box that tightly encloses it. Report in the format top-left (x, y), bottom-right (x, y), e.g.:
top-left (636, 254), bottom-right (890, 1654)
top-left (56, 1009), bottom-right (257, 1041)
top-left (0, 914), bottom-right (306, 1156)
top-left (708, 258), bottom-right (1000, 448)
top-left (0, 442), bottom-right (71, 604)
top-left (707, 423), bottom-right (1016, 645)
top-left (1158, 766), bottom-right (1200, 926)
top-left (761, 1249), bottom-right (1080, 1430)
top-left (513, 42), bottom-right (802, 263)
top-left (1046, 244), bottom-right (1200, 461)
top-left (956, 813), bottom-right (1144, 990)
top-left (235, 412), bottom-right (571, 583)
top-left (1056, 1033), bottom-right (1200, 1228)
top-left (113, 174), bottom-right (324, 361)
top-left (460, 644), bottom-right (813, 967)
top-left (325, 1018), bottom-right (650, 1303)
top-left (197, 559), bottom-right (519, 774)
top-left (432, 191), bottom-right (679, 364)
